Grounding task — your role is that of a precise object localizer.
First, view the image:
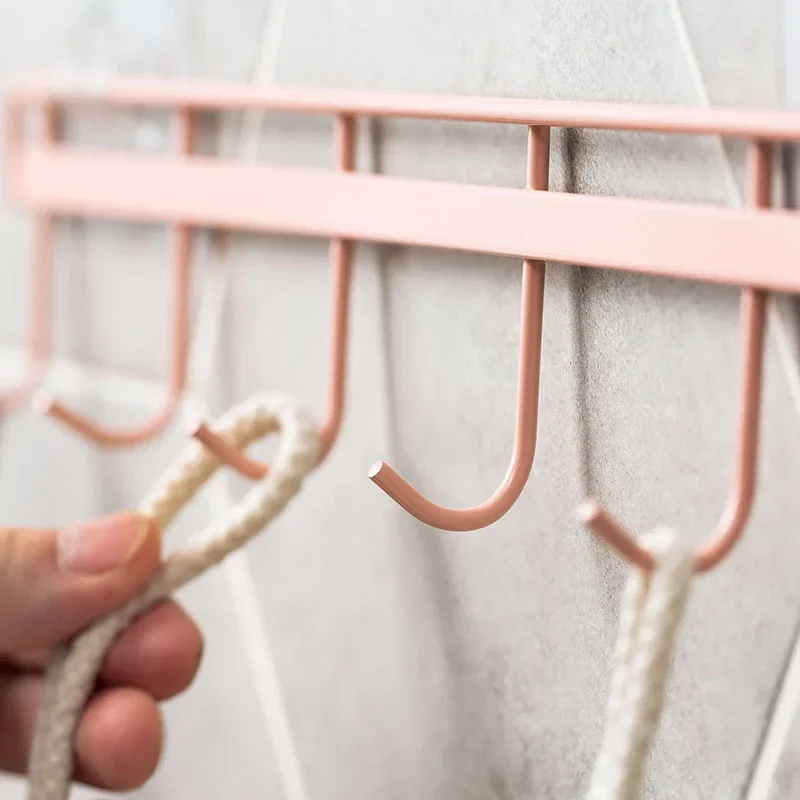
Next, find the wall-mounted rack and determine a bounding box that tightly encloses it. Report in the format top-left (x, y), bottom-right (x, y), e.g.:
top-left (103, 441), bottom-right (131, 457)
top-left (7, 79), bottom-right (800, 289)
top-left (5, 77), bottom-right (800, 573)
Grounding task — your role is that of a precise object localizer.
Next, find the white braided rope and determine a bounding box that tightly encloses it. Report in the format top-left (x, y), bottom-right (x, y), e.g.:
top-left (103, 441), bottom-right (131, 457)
top-left (587, 529), bottom-right (695, 800)
top-left (26, 393), bottom-right (321, 800)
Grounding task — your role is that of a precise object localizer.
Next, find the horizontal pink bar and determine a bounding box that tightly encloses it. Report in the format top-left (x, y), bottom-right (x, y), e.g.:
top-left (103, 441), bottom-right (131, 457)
top-left (11, 77), bottom-right (800, 141)
top-left (12, 144), bottom-right (800, 293)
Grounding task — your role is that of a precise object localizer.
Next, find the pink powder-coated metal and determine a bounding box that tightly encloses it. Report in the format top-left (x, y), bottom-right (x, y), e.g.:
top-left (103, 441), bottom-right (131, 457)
top-left (11, 144), bottom-right (800, 292)
top-left (190, 115), bottom-right (357, 477)
top-left (368, 126), bottom-right (549, 530)
top-left (11, 78), bottom-right (800, 142)
top-left (579, 140), bottom-right (771, 573)
top-left (35, 108), bottom-right (193, 445)
top-left (6, 78), bottom-right (800, 567)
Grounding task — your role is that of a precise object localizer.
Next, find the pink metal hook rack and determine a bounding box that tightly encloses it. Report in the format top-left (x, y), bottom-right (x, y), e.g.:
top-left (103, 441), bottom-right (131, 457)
top-left (5, 76), bottom-right (800, 572)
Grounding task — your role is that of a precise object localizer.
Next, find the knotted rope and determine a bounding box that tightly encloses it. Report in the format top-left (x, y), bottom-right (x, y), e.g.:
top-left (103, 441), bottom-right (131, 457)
top-left (27, 394), bottom-right (320, 800)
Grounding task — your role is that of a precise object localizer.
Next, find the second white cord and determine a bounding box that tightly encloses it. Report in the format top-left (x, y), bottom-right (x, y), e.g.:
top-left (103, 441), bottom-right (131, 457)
top-left (587, 529), bottom-right (695, 800)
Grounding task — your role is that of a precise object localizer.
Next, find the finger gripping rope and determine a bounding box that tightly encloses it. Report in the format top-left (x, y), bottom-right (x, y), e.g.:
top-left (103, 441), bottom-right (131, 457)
top-left (27, 395), bottom-right (321, 800)
top-left (586, 529), bottom-right (695, 800)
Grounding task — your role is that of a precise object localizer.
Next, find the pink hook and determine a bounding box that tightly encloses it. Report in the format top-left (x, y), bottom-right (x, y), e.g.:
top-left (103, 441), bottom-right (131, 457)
top-left (191, 114), bottom-right (357, 477)
top-left (1, 103), bottom-right (58, 416)
top-left (580, 139), bottom-right (772, 573)
top-left (367, 126), bottom-right (550, 531)
top-left (37, 108), bottom-right (194, 446)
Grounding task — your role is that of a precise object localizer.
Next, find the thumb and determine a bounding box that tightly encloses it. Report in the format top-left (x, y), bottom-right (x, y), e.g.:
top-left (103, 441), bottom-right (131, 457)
top-left (0, 512), bottom-right (161, 653)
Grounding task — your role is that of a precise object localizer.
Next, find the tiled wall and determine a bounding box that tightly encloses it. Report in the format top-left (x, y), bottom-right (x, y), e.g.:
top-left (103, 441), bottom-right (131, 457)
top-left (0, 1), bottom-right (799, 798)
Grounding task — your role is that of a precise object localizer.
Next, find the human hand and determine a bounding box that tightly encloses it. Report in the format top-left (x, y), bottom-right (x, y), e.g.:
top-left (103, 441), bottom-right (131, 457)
top-left (0, 512), bottom-right (203, 791)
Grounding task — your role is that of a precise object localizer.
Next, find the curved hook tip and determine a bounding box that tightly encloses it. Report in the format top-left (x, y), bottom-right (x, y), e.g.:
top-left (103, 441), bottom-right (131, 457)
top-left (30, 390), bottom-right (56, 416)
top-left (368, 461), bottom-right (407, 496)
top-left (187, 418), bottom-right (208, 440)
top-left (367, 460), bottom-right (386, 481)
top-left (192, 420), bottom-right (268, 480)
top-left (577, 500), bottom-right (603, 525)
top-left (578, 500), bottom-right (656, 572)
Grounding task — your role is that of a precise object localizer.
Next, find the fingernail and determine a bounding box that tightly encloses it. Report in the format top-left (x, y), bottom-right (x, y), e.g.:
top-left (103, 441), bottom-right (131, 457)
top-left (58, 512), bottom-right (149, 574)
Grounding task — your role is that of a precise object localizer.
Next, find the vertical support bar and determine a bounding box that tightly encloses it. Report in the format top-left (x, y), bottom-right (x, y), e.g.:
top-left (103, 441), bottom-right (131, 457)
top-left (170, 106), bottom-right (193, 399)
top-left (191, 114), bottom-right (358, 478)
top-left (31, 104), bottom-right (59, 370)
top-left (696, 139), bottom-right (770, 571)
top-left (318, 114), bottom-right (356, 463)
top-left (511, 125), bottom-right (550, 486)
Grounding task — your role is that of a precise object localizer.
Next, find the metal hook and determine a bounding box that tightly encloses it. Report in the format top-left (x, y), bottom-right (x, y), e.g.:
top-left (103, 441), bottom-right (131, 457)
top-left (191, 114), bottom-right (357, 478)
top-left (37, 107), bottom-right (193, 446)
top-left (367, 126), bottom-right (550, 531)
top-left (1, 104), bottom-right (58, 416)
top-left (579, 140), bottom-right (772, 573)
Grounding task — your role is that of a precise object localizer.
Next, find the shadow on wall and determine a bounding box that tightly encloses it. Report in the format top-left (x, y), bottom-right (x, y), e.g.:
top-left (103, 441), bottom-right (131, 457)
top-left (561, 128), bottom-right (595, 501)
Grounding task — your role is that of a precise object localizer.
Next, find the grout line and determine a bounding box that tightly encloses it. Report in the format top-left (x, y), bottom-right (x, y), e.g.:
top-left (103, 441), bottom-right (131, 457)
top-left (666, 1), bottom-right (800, 796)
top-left (746, 623), bottom-right (800, 800)
top-left (180, 395), bottom-right (310, 800)
top-left (180, 0), bottom-right (310, 798)
top-left (668, 0), bottom-right (800, 421)
top-left (0, 3), bottom-right (305, 795)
